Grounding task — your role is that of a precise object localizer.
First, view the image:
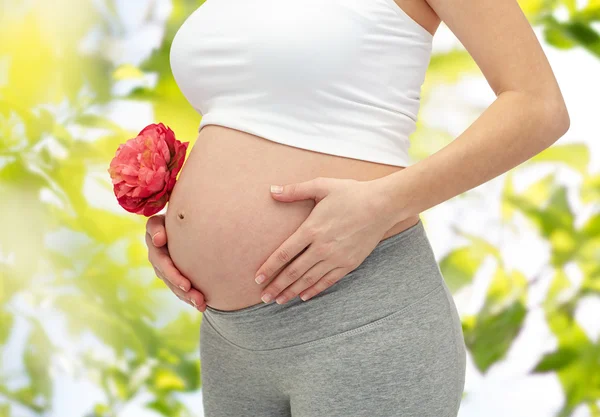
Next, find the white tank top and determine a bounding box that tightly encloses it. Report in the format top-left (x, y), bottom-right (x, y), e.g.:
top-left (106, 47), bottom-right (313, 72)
top-left (170, 0), bottom-right (433, 167)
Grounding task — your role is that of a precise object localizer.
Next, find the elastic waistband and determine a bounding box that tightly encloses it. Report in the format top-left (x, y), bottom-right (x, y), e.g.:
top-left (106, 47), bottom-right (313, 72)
top-left (202, 217), bottom-right (444, 351)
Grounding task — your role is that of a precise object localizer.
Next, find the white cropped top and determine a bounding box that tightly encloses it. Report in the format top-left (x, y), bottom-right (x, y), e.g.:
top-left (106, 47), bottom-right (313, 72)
top-left (170, 0), bottom-right (433, 167)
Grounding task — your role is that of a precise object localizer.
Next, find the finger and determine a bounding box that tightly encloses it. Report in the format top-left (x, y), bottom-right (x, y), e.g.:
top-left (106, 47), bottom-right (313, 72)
top-left (146, 233), bottom-right (191, 292)
top-left (185, 287), bottom-right (207, 311)
top-left (254, 227), bottom-right (314, 289)
top-left (261, 244), bottom-right (326, 304)
top-left (270, 177), bottom-right (329, 203)
top-left (145, 231), bottom-right (165, 275)
top-left (156, 247), bottom-right (192, 292)
top-left (162, 278), bottom-right (207, 311)
top-left (145, 214), bottom-right (167, 247)
top-left (274, 260), bottom-right (333, 305)
top-left (153, 265), bottom-right (166, 282)
top-left (298, 267), bottom-right (349, 302)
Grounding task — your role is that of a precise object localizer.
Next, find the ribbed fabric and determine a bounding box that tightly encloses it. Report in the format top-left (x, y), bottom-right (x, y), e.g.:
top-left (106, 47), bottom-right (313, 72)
top-left (170, 0), bottom-right (433, 167)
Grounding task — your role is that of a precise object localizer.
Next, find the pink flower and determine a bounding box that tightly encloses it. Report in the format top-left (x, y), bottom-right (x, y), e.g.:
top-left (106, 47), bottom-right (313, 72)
top-left (107, 123), bottom-right (189, 217)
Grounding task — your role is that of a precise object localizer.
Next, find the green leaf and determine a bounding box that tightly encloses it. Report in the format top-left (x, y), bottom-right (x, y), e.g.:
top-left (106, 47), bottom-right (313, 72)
top-left (533, 348), bottom-right (579, 372)
top-left (152, 367), bottom-right (186, 391)
top-left (147, 398), bottom-right (172, 415)
top-left (505, 185), bottom-right (575, 242)
top-left (463, 267), bottom-right (528, 373)
top-left (541, 15), bottom-right (600, 58)
top-left (174, 359), bottom-right (200, 392)
top-left (545, 269), bottom-right (573, 308)
top-left (563, 21), bottom-right (600, 57)
top-left (439, 241), bottom-right (496, 293)
top-left (106, 369), bottom-right (132, 401)
top-left (544, 25), bottom-right (578, 49)
top-left (464, 301), bottom-right (527, 373)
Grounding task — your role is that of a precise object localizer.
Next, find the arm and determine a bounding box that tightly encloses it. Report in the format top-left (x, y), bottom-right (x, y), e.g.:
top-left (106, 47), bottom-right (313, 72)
top-left (374, 0), bottom-right (570, 224)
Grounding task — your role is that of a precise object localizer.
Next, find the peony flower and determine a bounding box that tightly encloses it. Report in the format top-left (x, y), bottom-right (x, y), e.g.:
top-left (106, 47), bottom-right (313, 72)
top-left (107, 122), bottom-right (189, 217)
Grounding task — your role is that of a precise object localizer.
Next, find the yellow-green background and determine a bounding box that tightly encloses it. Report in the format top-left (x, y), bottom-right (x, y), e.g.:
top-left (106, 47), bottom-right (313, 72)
top-left (1, 0), bottom-right (599, 416)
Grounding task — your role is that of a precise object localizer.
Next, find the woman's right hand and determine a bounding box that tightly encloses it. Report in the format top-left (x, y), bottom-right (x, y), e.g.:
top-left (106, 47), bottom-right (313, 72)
top-left (145, 214), bottom-right (207, 312)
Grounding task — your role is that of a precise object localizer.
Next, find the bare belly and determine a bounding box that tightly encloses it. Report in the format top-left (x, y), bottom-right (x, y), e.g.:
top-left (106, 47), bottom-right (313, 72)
top-left (164, 125), bottom-right (419, 311)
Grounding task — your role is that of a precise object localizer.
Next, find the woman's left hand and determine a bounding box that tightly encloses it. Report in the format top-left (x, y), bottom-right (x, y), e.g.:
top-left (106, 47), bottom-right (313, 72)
top-left (254, 176), bottom-right (397, 305)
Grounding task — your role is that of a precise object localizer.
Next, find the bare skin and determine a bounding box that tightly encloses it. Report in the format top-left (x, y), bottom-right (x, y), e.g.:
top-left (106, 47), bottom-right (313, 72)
top-left (146, 0), bottom-right (568, 312)
top-left (148, 125), bottom-right (420, 312)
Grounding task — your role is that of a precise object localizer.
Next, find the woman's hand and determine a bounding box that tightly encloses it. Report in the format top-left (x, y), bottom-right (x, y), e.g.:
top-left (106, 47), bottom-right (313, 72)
top-left (145, 214), bottom-right (207, 312)
top-left (254, 176), bottom-right (396, 305)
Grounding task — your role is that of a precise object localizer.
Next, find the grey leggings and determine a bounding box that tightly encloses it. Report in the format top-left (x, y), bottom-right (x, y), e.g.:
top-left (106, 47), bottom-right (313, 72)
top-left (200, 218), bottom-right (466, 417)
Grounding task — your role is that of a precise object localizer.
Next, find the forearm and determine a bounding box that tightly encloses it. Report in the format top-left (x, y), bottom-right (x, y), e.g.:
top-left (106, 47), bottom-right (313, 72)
top-left (373, 90), bottom-right (570, 225)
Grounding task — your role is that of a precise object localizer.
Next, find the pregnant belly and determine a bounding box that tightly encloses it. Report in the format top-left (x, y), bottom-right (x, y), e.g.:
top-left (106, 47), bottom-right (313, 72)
top-left (164, 125), bottom-right (416, 311)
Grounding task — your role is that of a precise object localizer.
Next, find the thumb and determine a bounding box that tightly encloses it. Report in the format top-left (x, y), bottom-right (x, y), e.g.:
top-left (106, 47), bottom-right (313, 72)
top-left (270, 178), bottom-right (329, 202)
top-left (146, 214), bottom-right (167, 247)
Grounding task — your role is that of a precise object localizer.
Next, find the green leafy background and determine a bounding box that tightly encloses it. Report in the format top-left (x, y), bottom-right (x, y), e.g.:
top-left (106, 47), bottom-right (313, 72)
top-left (0, 0), bottom-right (598, 416)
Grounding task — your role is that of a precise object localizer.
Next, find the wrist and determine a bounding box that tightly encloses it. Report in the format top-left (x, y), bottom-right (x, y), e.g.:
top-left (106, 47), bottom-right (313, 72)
top-left (366, 174), bottom-right (412, 229)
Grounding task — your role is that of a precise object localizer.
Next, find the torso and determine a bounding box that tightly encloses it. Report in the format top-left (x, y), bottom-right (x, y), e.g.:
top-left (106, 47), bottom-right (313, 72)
top-left (165, 126), bottom-right (420, 311)
top-left (164, 0), bottom-right (439, 311)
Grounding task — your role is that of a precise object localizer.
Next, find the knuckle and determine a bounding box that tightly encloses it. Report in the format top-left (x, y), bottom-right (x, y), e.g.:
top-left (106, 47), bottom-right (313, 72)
top-left (267, 283), bottom-right (281, 294)
top-left (171, 274), bottom-right (183, 286)
top-left (276, 248), bottom-right (292, 264)
top-left (167, 274), bottom-right (181, 286)
top-left (303, 274), bottom-right (319, 286)
top-left (261, 266), bottom-right (275, 279)
top-left (164, 275), bottom-right (179, 287)
top-left (347, 255), bottom-right (360, 268)
top-left (279, 290), bottom-right (292, 300)
top-left (314, 243), bottom-right (331, 258)
top-left (305, 227), bottom-right (319, 239)
top-left (285, 266), bottom-right (300, 281)
top-left (289, 183), bottom-right (300, 195)
top-left (158, 252), bottom-right (173, 267)
top-left (323, 274), bottom-right (339, 287)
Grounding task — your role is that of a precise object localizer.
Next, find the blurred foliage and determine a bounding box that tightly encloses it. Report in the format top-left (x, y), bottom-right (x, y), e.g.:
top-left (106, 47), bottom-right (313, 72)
top-left (0, 0), bottom-right (598, 416)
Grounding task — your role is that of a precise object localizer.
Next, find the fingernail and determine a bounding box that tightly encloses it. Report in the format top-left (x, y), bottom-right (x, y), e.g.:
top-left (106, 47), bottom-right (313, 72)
top-left (270, 185), bottom-right (283, 194)
top-left (151, 232), bottom-right (160, 244)
top-left (179, 285), bottom-right (187, 292)
top-left (255, 274), bottom-right (266, 284)
top-left (261, 293), bottom-right (272, 303)
top-left (191, 299), bottom-right (197, 308)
